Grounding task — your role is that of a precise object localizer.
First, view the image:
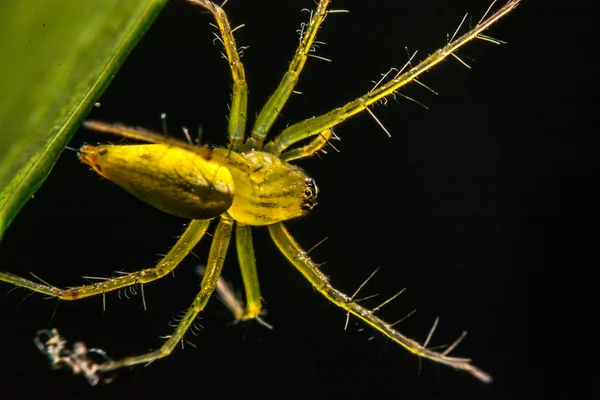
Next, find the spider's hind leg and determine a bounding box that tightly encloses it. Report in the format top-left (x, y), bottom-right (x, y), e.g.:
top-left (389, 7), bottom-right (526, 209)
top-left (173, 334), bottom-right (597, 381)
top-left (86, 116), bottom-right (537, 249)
top-left (96, 216), bottom-right (234, 373)
top-left (82, 121), bottom-right (250, 176)
top-left (267, 222), bottom-right (492, 383)
top-left (0, 220), bottom-right (209, 302)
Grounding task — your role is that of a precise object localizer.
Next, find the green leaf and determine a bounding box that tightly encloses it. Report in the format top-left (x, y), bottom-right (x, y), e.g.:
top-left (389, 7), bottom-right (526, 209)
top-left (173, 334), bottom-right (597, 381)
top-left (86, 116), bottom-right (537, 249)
top-left (0, 0), bottom-right (167, 237)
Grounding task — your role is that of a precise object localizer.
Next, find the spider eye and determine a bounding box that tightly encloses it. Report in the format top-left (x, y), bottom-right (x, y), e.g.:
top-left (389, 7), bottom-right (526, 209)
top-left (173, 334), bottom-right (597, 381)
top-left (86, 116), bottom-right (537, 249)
top-left (301, 178), bottom-right (318, 211)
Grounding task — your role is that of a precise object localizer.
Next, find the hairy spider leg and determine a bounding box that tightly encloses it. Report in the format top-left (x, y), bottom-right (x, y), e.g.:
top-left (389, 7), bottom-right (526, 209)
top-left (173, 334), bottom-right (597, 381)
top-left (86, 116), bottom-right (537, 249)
top-left (195, 0), bottom-right (335, 160)
top-left (268, 222), bottom-right (492, 383)
top-left (0, 219), bottom-right (209, 301)
top-left (189, 0), bottom-right (248, 150)
top-left (97, 216), bottom-right (233, 371)
top-left (247, 0), bottom-right (331, 150)
top-left (263, 0), bottom-right (520, 156)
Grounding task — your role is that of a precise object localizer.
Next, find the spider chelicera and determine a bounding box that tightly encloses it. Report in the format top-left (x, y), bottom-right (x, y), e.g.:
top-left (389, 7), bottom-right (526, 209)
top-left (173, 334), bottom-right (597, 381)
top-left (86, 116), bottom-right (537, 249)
top-left (0, 0), bottom-right (520, 385)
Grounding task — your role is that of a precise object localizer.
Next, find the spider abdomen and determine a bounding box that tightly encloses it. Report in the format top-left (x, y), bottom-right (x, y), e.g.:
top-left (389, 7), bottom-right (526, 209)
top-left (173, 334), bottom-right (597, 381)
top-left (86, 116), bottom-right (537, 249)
top-left (79, 144), bottom-right (234, 220)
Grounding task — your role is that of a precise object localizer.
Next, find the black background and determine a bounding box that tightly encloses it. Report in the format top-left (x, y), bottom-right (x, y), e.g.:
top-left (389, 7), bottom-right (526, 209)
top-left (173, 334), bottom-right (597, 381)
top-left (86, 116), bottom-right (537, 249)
top-left (0, 0), bottom-right (566, 398)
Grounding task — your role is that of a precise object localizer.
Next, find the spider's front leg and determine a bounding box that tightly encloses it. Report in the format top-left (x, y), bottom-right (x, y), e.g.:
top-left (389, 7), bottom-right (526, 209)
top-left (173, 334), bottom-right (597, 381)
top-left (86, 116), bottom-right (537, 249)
top-left (264, 0), bottom-right (520, 155)
top-left (0, 220), bottom-right (209, 302)
top-left (268, 222), bottom-right (492, 383)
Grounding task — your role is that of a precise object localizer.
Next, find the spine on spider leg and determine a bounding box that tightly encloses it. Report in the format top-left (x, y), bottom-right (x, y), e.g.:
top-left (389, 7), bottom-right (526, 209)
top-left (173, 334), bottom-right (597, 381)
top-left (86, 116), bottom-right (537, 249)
top-left (317, 275), bottom-right (492, 382)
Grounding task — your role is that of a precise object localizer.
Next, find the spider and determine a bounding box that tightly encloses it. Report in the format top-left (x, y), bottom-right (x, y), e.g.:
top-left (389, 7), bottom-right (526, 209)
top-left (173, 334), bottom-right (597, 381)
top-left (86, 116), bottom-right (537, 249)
top-left (0, 0), bottom-right (520, 385)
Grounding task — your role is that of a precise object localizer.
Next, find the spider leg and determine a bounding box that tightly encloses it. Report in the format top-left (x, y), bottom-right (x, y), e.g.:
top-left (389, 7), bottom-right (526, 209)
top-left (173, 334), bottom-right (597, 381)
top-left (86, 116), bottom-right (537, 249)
top-left (268, 222), bottom-right (492, 383)
top-left (97, 216), bottom-right (233, 371)
top-left (263, 1), bottom-right (520, 155)
top-left (190, 0), bottom-right (248, 150)
top-left (83, 121), bottom-right (250, 175)
top-left (248, 0), bottom-right (331, 150)
top-left (196, 223), bottom-right (270, 327)
top-left (0, 220), bottom-right (209, 301)
top-left (234, 223), bottom-right (262, 320)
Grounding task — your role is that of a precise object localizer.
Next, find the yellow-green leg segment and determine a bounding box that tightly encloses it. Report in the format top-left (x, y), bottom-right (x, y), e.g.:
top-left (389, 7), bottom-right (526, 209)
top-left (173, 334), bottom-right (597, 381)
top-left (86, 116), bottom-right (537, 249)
top-left (98, 216), bottom-right (233, 371)
top-left (263, 0), bottom-right (520, 155)
top-left (248, 0), bottom-right (331, 150)
top-left (189, 0), bottom-right (249, 149)
top-left (0, 220), bottom-right (209, 301)
top-left (235, 223), bottom-right (262, 320)
top-left (268, 222), bottom-right (492, 383)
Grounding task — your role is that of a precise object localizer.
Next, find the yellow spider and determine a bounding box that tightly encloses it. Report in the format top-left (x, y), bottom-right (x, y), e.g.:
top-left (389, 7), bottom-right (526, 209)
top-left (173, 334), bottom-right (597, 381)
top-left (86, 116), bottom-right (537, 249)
top-left (0, 0), bottom-right (520, 385)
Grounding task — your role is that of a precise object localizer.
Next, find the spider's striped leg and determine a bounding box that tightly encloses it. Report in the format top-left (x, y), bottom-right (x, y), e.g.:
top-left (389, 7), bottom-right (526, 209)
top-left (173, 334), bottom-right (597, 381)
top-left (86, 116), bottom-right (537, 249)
top-left (280, 129), bottom-right (333, 162)
top-left (190, 0), bottom-right (248, 150)
top-left (248, 0), bottom-right (331, 150)
top-left (268, 222), bottom-right (492, 383)
top-left (0, 220), bottom-right (209, 301)
top-left (263, 0), bottom-right (520, 155)
top-left (97, 216), bottom-right (233, 371)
